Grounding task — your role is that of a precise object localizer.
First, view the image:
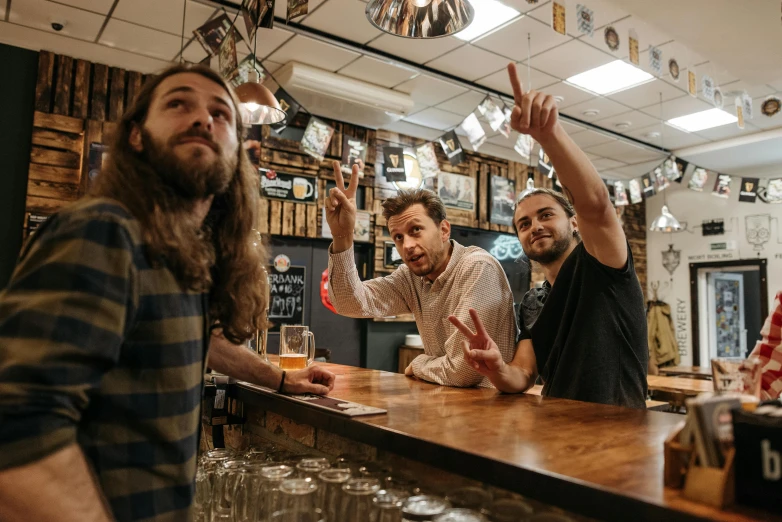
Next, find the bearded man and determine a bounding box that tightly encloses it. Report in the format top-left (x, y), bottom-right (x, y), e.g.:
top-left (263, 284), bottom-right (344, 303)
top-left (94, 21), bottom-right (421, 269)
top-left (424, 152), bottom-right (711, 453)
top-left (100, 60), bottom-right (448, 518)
top-left (0, 65), bottom-right (334, 522)
top-left (450, 64), bottom-right (647, 408)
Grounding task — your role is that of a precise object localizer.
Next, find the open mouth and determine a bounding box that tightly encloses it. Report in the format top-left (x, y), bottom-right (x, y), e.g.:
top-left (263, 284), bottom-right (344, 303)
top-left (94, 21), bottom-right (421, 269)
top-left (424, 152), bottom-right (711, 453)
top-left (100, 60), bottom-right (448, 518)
top-left (408, 254), bottom-right (424, 263)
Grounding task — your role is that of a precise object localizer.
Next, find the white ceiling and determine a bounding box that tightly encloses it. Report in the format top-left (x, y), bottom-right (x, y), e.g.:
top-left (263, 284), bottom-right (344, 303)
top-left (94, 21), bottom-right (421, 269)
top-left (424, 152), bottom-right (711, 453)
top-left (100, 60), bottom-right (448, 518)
top-left (3, 0), bottom-right (782, 178)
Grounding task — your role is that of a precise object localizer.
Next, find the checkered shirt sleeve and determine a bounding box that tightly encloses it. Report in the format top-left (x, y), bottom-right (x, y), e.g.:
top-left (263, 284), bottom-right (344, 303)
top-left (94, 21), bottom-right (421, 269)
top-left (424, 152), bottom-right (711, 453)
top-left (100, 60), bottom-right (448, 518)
top-left (749, 291), bottom-right (782, 400)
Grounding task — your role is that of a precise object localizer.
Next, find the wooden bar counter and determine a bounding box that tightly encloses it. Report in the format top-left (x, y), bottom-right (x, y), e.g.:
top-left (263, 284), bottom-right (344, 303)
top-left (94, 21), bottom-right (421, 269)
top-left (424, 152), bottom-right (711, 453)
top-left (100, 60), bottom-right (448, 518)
top-left (224, 362), bottom-right (777, 522)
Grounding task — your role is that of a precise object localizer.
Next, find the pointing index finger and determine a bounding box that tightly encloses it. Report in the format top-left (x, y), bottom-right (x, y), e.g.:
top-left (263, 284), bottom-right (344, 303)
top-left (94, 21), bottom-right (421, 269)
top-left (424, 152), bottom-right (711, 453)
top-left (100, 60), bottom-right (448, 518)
top-left (507, 63), bottom-right (525, 106)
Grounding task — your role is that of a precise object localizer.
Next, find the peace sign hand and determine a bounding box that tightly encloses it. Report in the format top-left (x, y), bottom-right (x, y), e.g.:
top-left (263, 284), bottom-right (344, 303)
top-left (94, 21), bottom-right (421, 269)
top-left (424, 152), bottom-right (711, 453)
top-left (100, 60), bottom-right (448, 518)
top-left (325, 160), bottom-right (360, 246)
top-left (507, 63), bottom-right (560, 141)
top-left (448, 309), bottom-right (506, 375)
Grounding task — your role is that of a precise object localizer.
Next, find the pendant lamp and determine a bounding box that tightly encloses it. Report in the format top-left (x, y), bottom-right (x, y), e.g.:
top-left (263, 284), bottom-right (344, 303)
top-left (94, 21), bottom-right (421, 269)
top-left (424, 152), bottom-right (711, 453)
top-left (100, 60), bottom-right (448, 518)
top-left (235, 69), bottom-right (286, 125)
top-left (366, 0), bottom-right (475, 39)
top-left (649, 92), bottom-right (683, 232)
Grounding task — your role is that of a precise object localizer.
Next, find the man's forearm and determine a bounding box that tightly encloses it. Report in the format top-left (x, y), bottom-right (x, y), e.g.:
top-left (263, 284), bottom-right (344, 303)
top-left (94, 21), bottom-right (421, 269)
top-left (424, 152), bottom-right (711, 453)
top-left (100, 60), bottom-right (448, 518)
top-left (489, 364), bottom-right (535, 394)
top-left (0, 444), bottom-right (112, 522)
top-left (208, 336), bottom-right (283, 390)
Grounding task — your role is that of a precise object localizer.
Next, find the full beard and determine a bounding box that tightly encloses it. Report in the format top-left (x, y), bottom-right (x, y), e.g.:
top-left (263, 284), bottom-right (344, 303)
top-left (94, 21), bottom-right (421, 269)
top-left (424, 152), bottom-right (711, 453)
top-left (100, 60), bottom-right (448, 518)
top-left (526, 229), bottom-right (573, 265)
top-left (140, 127), bottom-right (236, 200)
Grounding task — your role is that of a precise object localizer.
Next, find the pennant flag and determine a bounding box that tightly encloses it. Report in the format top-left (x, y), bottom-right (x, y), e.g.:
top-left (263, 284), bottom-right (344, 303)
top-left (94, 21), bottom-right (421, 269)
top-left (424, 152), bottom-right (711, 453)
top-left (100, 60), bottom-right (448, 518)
top-left (614, 180), bottom-right (629, 206)
top-left (438, 130), bottom-right (465, 166)
top-left (641, 173), bottom-right (656, 198)
top-left (287, 0), bottom-right (309, 21)
top-left (688, 70), bottom-right (697, 97)
top-left (271, 88), bottom-right (301, 132)
top-left (552, 2), bottom-right (566, 35)
top-left (193, 13), bottom-right (244, 56)
top-left (498, 104), bottom-right (512, 138)
top-left (628, 29), bottom-right (639, 64)
top-left (688, 168), bottom-right (710, 192)
top-left (259, 0), bottom-right (275, 28)
top-left (242, 0), bottom-right (261, 42)
top-left (477, 97), bottom-right (506, 132)
top-left (711, 173), bottom-right (731, 199)
top-left (217, 30), bottom-right (239, 81)
top-left (701, 75), bottom-right (716, 103)
top-left (739, 177), bottom-right (759, 203)
top-left (649, 46), bottom-right (662, 76)
top-left (341, 137), bottom-right (367, 175)
top-left (514, 134), bottom-right (532, 162)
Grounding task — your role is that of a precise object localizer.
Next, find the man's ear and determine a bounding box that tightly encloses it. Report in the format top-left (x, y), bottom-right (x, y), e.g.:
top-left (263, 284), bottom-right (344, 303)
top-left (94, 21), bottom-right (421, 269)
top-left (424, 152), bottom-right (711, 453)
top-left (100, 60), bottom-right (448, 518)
top-left (571, 215), bottom-right (579, 236)
top-left (129, 124), bottom-right (143, 153)
top-left (440, 219), bottom-right (451, 242)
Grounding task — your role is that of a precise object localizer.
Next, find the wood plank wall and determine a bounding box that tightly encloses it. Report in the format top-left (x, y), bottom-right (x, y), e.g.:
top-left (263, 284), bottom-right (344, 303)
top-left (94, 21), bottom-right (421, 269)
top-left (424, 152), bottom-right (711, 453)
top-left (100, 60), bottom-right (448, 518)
top-left (24, 50), bottom-right (647, 293)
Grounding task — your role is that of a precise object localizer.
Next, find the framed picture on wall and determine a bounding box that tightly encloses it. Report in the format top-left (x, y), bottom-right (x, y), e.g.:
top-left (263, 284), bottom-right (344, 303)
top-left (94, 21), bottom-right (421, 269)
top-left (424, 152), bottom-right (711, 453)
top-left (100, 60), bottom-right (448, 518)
top-left (384, 241), bottom-right (403, 268)
top-left (489, 175), bottom-right (516, 226)
top-left (438, 172), bottom-right (475, 211)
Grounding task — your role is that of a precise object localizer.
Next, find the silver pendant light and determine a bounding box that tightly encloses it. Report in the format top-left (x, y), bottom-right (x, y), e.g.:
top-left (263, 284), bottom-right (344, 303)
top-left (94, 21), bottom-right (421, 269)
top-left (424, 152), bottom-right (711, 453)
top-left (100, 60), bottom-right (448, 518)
top-left (650, 92), bottom-right (683, 232)
top-left (366, 0), bottom-right (475, 39)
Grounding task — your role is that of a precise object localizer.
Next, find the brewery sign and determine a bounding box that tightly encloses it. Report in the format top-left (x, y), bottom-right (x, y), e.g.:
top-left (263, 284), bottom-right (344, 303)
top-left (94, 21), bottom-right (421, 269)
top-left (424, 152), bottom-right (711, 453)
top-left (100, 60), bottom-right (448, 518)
top-left (259, 168), bottom-right (317, 204)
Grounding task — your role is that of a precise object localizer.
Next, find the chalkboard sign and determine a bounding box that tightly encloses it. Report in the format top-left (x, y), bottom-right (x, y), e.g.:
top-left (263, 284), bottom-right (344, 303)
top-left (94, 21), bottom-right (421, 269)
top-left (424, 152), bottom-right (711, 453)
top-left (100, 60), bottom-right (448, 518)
top-left (268, 264), bottom-right (306, 332)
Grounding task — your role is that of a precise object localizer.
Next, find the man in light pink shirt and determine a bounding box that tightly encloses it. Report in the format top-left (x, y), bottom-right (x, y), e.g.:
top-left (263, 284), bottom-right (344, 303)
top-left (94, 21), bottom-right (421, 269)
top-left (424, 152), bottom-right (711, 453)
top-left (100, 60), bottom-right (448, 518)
top-left (325, 161), bottom-right (517, 387)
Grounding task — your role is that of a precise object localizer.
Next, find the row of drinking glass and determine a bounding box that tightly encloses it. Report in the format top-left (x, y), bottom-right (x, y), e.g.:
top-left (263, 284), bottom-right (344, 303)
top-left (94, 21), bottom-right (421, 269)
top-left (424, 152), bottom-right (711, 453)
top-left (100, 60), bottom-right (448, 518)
top-left (194, 445), bottom-right (575, 522)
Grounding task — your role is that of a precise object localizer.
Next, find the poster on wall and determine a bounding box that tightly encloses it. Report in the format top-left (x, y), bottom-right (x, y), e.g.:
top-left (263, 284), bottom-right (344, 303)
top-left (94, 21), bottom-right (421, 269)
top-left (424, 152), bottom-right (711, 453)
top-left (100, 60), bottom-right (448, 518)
top-left (739, 177), bottom-right (759, 203)
top-left (384, 241), bottom-right (403, 268)
top-left (438, 172), bottom-right (475, 211)
top-left (260, 168), bottom-right (317, 204)
top-left (341, 137), bottom-right (367, 175)
top-left (267, 261), bottom-right (305, 332)
top-left (300, 117), bottom-right (334, 161)
top-left (382, 147), bottom-right (406, 182)
top-left (712, 173), bottom-right (732, 199)
top-left (321, 208), bottom-right (371, 242)
top-left (490, 176), bottom-right (516, 226)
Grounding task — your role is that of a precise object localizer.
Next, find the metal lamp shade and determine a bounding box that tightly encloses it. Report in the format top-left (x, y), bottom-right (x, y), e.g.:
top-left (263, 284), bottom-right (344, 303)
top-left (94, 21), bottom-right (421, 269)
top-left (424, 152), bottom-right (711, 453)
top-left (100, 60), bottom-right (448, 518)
top-left (234, 71), bottom-right (286, 125)
top-left (365, 0), bottom-right (475, 39)
top-left (649, 204), bottom-right (683, 233)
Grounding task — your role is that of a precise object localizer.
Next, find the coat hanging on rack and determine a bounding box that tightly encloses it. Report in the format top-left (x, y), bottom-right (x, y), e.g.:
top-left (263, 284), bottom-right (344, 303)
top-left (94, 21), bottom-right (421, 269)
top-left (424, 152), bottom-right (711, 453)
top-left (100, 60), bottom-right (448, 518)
top-left (647, 297), bottom-right (681, 369)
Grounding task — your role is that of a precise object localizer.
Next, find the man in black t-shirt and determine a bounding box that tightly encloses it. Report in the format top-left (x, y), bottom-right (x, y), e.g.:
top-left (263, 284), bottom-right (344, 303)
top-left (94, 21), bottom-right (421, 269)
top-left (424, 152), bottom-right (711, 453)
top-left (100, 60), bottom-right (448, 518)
top-left (449, 64), bottom-right (647, 408)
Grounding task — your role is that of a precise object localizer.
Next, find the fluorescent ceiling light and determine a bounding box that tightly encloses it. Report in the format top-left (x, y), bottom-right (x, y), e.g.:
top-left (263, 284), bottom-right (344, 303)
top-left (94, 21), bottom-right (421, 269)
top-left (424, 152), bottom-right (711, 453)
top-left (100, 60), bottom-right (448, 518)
top-left (454, 0), bottom-right (519, 41)
top-left (667, 108), bottom-right (738, 132)
top-left (565, 60), bottom-right (654, 95)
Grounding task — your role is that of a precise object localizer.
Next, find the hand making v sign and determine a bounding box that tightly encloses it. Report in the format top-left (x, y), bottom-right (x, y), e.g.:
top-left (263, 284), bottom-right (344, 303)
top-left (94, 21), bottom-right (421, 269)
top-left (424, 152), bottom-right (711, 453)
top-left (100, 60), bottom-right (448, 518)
top-left (325, 160), bottom-right (360, 254)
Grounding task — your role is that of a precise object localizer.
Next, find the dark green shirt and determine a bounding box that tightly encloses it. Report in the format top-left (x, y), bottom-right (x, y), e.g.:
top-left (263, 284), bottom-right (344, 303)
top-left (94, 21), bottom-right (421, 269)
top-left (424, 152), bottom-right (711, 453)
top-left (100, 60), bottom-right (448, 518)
top-left (0, 198), bottom-right (209, 521)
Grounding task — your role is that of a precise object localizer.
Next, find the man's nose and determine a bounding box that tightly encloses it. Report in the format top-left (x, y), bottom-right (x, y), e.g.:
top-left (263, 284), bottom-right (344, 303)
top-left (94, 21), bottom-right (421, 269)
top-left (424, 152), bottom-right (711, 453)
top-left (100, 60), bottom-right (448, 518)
top-left (190, 105), bottom-right (214, 133)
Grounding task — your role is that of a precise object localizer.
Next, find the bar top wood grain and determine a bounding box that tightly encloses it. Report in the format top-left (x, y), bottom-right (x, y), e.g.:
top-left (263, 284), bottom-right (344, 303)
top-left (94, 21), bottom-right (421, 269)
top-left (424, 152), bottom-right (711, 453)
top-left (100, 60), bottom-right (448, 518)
top-left (659, 366), bottom-right (713, 379)
top-left (233, 362), bottom-right (776, 522)
top-left (647, 375), bottom-right (714, 396)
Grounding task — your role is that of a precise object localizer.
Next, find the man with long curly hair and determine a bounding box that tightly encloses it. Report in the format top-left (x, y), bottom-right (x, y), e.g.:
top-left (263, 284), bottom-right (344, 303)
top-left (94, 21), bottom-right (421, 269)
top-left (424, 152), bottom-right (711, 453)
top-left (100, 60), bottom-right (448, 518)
top-left (0, 64), bottom-right (334, 521)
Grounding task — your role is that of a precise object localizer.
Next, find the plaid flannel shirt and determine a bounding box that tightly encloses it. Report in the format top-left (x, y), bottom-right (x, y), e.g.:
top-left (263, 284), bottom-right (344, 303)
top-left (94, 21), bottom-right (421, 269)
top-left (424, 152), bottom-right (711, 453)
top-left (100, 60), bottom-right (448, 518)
top-left (0, 198), bottom-right (208, 522)
top-left (749, 291), bottom-right (782, 400)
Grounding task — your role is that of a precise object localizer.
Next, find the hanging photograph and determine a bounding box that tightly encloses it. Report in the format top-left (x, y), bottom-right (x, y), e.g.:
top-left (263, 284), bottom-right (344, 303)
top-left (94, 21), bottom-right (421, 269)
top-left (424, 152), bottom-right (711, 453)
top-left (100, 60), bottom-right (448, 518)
top-left (259, 0), bottom-right (275, 29)
top-left (662, 156), bottom-right (684, 181)
top-left (628, 29), bottom-right (638, 63)
top-left (641, 173), bottom-right (656, 197)
top-left (230, 55), bottom-right (264, 89)
top-left (701, 75), bottom-right (715, 103)
top-left (382, 146), bottom-right (406, 182)
top-left (438, 130), bottom-right (465, 166)
top-left (605, 26), bottom-right (620, 51)
top-left (653, 167), bottom-right (669, 192)
top-left (649, 46), bottom-right (662, 76)
top-left (218, 30), bottom-right (239, 81)
top-left (614, 180), bottom-right (629, 206)
top-left (538, 148), bottom-right (553, 177)
top-left (552, 1), bottom-right (566, 35)
top-left (628, 178), bottom-right (643, 204)
top-left (271, 88), bottom-right (301, 132)
top-left (514, 134), bottom-right (532, 162)
top-left (764, 178), bottom-right (782, 203)
top-left (712, 173), bottom-right (732, 199)
top-left (477, 97), bottom-right (506, 132)
top-left (438, 172), bottom-right (475, 211)
top-left (341, 137), bottom-right (367, 175)
top-left (242, 0), bottom-right (261, 42)
top-left (383, 241), bottom-right (403, 268)
top-left (193, 14), bottom-right (243, 56)
top-left (498, 105), bottom-right (512, 138)
top-left (576, 4), bottom-right (594, 37)
top-left (739, 177), bottom-right (759, 203)
top-left (460, 113), bottom-right (486, 150)
top-left (688, 168), bottom-right (710, 192)
top-left (300, 117), bottom-right (334, 161)
top-left (490, 176), bottom-right (516, 226)
top-left (668, 59), bottom-right (680, 82)
top-left (742, 92), bottom-right (753, 119)
top-left (287, 0), bottom-right (309, 21)
top-left (416, 142), bottom-right (440, 179)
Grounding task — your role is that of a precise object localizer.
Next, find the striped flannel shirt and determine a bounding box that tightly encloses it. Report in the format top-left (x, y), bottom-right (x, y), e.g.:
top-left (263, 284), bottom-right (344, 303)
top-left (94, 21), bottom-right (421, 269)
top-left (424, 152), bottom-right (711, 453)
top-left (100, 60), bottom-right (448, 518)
top-left (748, 291), bottom-right (782, 400)
top-left (0, 198), bottom-right (208, 522)
top-left (328, 240), bottom-right (517, 387)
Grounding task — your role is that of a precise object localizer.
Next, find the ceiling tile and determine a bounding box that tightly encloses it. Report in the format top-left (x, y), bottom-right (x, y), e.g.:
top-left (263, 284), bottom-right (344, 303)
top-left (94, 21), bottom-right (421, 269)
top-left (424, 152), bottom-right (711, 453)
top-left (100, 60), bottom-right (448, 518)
top-left (486, 132), bottom-right (515, 147)
top-left (182, 40), bottom-right (208, 64)
top-left (569, 130), bottom-right (614, 149)
top-left (592, 16), bottom-right (673, 61)
top-left (614, 159), bottom-right (668, 177)
top-left (586, 139), bottom-right (663, 163)
top-left (627, 123), bottom-right (708, 150)
top-left (403, 107), bottom-right (465, 131)
top-left (594, 110), bottom-right (660, 134)
top-left (249, 27), bottom-right (295, 60)
top-left (563, 96), bottom-right (630, 121)
top-left (52, 0), bottom-right (116, 14)
top-left (607, 79), bottom-right (687, 109)
top-left (719, 80), bottom-right (775, 100)
top-left (267, 34), bottom-right (360, 72)
top-left (559, 119), bottom-right (587, 134)
top-left (477, 65), bottom-right (557, 96)
top-left (9, 0), bottom-right (105, 41)
top-left (339, 56), bottom-right (416, 88)
top-left (394, 74), bottom-right (467, 106)
top-left (474, 142), bottom-right (519, 163)
top-left (302, 0), bottom-right (382, 45)
top-left (591, 157), bottom-right (627, 169)
top-left (694, 121), bottom-right (760, 141)
top-left (690, 62), bottom-right (739, 89)
top-left (639, 94), bottom-right (712, 119)
top-left (576, 0), bottom-right (629, 30)
top-left (369, 34), bottom-right (463, 64)
top-left (541, 81), bottom-right (597, 109)
top-left (525, 39), bottom-right (612, 80)
top-left (427, 45), bottom-right (510, 82)
top-left (746, 96), bottom-right (782, 129)
top-left (472, 15), bottom-right (570, 62)
top-left (436, 90), bottom-right (490, 116)
top-left (112, 0), bottom-right (216, 36)
top-left (100, 18), bottom-right (182, 61)
top-left (381, 120), bottom-right (442, 141)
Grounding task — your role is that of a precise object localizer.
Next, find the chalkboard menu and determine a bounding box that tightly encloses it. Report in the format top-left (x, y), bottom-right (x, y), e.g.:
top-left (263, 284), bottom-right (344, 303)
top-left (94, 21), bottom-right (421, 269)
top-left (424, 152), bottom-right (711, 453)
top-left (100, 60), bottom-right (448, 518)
top-left (267, 264), bottom-right (306, 332)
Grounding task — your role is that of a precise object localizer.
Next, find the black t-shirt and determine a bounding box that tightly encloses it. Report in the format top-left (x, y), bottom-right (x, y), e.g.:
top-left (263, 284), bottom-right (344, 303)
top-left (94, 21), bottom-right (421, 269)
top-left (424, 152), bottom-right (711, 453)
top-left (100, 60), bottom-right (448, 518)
top-left (518, 242), bottom-right (648, 409)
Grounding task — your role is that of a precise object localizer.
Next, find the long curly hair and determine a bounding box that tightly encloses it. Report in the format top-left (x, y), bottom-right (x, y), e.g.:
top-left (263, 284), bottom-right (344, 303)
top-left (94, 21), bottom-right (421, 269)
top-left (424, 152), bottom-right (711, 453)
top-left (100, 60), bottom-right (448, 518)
top-left (90, 64), bottom-right (268, 344)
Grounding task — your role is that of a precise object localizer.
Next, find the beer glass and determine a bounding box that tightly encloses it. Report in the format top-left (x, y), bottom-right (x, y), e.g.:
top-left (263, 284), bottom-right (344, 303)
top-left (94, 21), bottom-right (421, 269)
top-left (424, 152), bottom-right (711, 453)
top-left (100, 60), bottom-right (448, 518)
top-left (296, 457), bottom-right (330, 480)
top-left (339, 478), bottom-right (382, 522)
top-left (270, 508), bottom-right (326, 522)
top-left (317, 468), bottom-right (351, 521)
top-left (231, 462), bottom-right (270, 522)
top-left (279, 478), bottom-right (319, 513)
top-left (402, 495), bottom-right (451, 521)
top-left (372, 488), bottom-right (408, 522)
top-left (433, 508), bottom-right (489, 522)
top-left (258, 465), bottom-right (296, 520)
top-left (210, 459), bottom-right (249, 521)
top-left (279, 325), bottom-right (315, 371)
top-left (196, 449), bottom-right (235, 520)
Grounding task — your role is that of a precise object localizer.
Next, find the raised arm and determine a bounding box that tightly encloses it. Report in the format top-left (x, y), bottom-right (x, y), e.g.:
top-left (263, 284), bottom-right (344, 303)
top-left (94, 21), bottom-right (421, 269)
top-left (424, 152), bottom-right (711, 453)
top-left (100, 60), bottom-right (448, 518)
top-left (507, 63), bottom-right (627, 269)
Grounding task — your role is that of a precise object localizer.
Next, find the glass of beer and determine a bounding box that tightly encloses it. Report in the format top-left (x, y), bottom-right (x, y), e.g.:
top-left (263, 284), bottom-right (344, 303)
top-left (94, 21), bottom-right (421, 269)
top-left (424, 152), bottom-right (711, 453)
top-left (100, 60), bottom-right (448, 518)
top-left (279, 325), bottom-right (315, 370)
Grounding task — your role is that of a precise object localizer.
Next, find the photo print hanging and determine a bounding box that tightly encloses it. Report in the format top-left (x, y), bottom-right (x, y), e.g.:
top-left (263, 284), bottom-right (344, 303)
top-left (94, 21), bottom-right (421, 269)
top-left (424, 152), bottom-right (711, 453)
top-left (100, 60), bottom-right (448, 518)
top-left (688, 168), bottom-right (710, 192)
top-left (688, 70), bottom-right (697, 96)
top-left (383, 147), bottom-right (406, 182)
top-left (552, 1), bottom-right (566, 35)
top-left (416, 142), bottom-right (440, 179)
top-left (758, 178), bottom-right (782, 203)
top-left (701, 75), bottom-right (716, 104)
top-left (193, 14), bottom-right (244, 56)
top-left (628, 29), bottom-right (638, 64)
top-left (641, 172), bottom-right (656, 197)
top-left (614, 180), bottom-right (629, 206)
top-left (576, 4), bottom-right (594, 37)
top-left (628, 178), bottom-right (643, 204)
top-left (514, 134), bottom-right (532, 162)
top-left (341, 137), bottom-right (367, 175)
top-left (499, 104), bottom-right (513, 138)
top-left (438, 130), bottom-right (465, 166)
top-left (712, 173), bottom-right (732, 199)
top-left (762, 96), bottom-right (781, 117)
top-left (300, 117), bottom-right (334, 161)
top-left (649, 46), bottom-right (662, 76)
top-left (460, 113), bottom-right (487, 150)
top-left (490, 176), bottom-right (516, 226)
top-left (739, 177), bottom-right (759, 203)
top-left (668, 59), bottom-right (680, 82)
top-left (477, 97), bottom-right (506, 133)
top-left (287, 0), bottom-right (309, 21)
top-left (217, 29), bottom-right (239, 81)
top-left (242, 0), bottom-right (261, 42)
top-left (259, 0), bottom-right (275, 28)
